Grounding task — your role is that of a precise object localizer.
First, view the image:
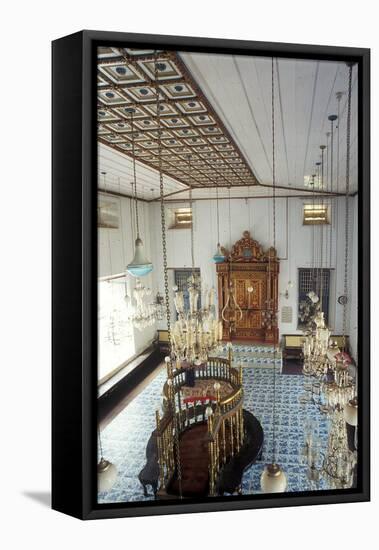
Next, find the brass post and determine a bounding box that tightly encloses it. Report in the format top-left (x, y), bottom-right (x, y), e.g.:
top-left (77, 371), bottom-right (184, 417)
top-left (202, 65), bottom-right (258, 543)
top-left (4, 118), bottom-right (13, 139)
top-left (230, 416), bottom-right (234, 457)
top-left (239, 408), bottom-right (244, 445)
top-left (222, 419), bottom-right (226, 463)
top-left (235, 411), bottom-right (240, 452)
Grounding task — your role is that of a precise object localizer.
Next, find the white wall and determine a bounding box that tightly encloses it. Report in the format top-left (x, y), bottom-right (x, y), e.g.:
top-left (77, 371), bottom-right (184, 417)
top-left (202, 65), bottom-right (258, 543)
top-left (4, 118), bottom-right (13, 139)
top-left (348, 195), bottom-right (358, 359)
top-left (98, 192), bottom-right (156, 355)
top-left (150, 195), bottom-right (357, 342)
top-left (98, 192), bottom-right (358, 352)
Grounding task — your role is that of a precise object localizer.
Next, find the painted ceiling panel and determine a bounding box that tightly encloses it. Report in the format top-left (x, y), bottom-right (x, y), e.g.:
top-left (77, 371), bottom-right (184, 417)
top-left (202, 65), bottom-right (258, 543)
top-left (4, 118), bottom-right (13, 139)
top-left (97, 48), bottom-right (358, 199)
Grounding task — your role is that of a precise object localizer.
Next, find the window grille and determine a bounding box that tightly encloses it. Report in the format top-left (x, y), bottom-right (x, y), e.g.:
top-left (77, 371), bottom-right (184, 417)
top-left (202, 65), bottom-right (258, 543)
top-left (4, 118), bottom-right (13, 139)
top-left (174, 268), bottom-right (201, 317)
top-left (298, 268), bottom-right (331, 327)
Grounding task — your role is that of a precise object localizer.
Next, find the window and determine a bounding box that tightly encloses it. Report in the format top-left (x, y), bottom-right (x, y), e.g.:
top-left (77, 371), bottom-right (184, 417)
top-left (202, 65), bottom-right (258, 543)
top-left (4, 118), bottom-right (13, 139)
top-left (169, 207), bottom-right (192, 229)
top-left (303, 204), bottom-right (330, 225)
top-left (98, 276), bottom-right (135, 384)
top-left (97, 196), bottom-right (120, 228)
top-left (174, 268), bottom-right (201, 317)
top-left (298, 268), bottom-right (331, 328)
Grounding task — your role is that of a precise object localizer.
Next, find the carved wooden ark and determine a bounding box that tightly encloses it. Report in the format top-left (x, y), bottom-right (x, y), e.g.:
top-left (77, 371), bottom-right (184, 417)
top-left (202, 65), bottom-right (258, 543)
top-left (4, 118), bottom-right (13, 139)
top-left (216, 231), bottom-right (279, 344)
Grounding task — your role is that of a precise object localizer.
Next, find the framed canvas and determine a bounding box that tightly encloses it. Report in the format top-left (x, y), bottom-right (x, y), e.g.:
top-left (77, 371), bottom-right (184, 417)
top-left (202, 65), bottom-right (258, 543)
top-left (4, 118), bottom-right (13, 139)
top-left (52, 30), bottom-right (370, 520)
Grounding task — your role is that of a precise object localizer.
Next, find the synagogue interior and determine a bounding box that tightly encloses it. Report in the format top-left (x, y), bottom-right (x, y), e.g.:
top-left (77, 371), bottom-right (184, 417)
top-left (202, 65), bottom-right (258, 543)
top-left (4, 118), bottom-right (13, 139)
top-left (96, 47), bottom-right (359, 502)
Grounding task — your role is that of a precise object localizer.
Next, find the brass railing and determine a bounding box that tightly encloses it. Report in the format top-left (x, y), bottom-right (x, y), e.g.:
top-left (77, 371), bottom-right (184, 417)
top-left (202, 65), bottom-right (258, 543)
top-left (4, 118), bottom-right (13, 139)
top-left (156, 353), bottom-right (245, 496)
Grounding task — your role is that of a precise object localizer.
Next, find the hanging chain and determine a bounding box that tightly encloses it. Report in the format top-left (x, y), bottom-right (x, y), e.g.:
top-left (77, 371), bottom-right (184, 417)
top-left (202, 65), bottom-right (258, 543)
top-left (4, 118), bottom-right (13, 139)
top-left (316, 162), bottom-right (321, 297)
top-left (129, 110), bottom-right (140, 237)
top-left (227, 185), bottom-right (232, 339)
top-left (248, 185), bottom-right (251, 231)
top-left (98, 427), bottom-right (104, 461)
top-left (329, 119), bottom-right (335, 270)
top-left (272, 58), bottom-right (276, 254)
top-left (154, 51), bottom-right (182, 498)
top-left (311, 171), bottom-right (316, 287)
top-left (343, 64), bottom-right (353, 339)
top-left (320, 146), bottom-right (325, 308)
top-left (188, 155), bottom-right (195, 274)
top-left (271, 56), bottom-right (277, 465)
top-left (216, 185), bottom-right (220, 245)
top-left (154, 55), bottom-right (171, 346)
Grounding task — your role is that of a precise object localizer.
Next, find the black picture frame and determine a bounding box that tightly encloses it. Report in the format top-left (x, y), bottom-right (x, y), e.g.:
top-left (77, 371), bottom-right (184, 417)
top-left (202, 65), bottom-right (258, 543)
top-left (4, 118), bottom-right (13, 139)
top-left (52, 30), bottom-right (370, 520)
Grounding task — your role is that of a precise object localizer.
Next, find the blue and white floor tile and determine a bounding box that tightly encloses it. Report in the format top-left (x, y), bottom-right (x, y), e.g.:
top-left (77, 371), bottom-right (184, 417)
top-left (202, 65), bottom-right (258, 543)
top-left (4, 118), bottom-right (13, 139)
top-left (98, 346), bottom-right (329, 503)
top-left (219, 344), bottom-right (282, 366)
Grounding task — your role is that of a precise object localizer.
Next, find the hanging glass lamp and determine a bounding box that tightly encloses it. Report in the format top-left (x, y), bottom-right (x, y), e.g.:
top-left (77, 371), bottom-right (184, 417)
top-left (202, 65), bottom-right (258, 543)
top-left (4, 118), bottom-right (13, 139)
top-left (260, 463), bottom-right (287, 493)
top-left (125, 107), bottom-right (153, 277)
top-left (213, 242), bottom-right (225, 263)
top-left (98, 457), bottom-right (117, 493)
top-left (127, 237), bottom-right (153, 277)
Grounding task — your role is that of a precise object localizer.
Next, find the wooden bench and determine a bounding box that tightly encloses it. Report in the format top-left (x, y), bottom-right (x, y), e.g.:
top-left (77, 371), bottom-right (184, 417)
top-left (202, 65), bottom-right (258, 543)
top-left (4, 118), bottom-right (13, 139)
top-left (282, 334), bottom-right (306, 362)
top-left (157, 329), bottom-right (170, 354)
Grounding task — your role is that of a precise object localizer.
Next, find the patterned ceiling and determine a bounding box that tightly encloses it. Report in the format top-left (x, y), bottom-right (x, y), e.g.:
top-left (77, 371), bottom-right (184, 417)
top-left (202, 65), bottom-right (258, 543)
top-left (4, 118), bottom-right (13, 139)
top-left (97, 47), bottom-right (259, 189)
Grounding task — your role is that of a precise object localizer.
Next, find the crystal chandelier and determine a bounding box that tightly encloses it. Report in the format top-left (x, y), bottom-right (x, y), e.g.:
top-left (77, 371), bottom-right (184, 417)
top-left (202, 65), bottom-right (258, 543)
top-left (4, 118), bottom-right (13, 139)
top-left (171, 164), bottom-right (222, 364)
top-left (303, 310), bottom-right (331, 377)
top-left (129, 278), bottom-right (156, 330)
top-left (172, 274), bottom-right (223, 363)
top-left (300, 62), bottom-right (357, 491)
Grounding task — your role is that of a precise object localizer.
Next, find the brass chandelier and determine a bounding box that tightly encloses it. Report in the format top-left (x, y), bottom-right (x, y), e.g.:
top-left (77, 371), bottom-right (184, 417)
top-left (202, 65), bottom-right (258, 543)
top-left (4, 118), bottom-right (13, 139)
top-left (300, 62), bottom-right (358, 490)
top-left (171, 157), bottom-right (223, 365)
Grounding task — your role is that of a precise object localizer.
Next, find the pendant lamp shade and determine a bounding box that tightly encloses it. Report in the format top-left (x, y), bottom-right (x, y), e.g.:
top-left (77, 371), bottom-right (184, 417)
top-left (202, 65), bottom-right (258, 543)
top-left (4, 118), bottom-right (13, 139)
top-left (344, 397), bottom-right (358, 426)
top-left (126, 236), bottom-right (153, 277)
top-left (213, 243), bottom-right (225, 264)
top-left (260, 463), bottom-right (287, 493)
top-left (126, 106), bottom-right (153, 278)
top-left (97, 458), bottom-right (117, 492)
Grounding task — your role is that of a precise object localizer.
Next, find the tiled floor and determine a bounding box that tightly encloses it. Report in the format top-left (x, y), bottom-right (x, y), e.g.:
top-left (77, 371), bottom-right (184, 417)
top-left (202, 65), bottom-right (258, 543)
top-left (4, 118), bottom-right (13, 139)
top-left (98, 345), bottom-right (330, 504)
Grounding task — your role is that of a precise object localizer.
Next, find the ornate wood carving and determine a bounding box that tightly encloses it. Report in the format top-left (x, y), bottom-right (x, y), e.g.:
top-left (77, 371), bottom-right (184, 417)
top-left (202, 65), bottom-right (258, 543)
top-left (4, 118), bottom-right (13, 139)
top-left (216, 231), bottom-right (279, 344)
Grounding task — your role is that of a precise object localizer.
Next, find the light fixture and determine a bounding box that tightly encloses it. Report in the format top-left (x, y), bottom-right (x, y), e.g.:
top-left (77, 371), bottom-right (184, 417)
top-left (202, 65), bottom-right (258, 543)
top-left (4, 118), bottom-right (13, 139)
top-left (260, 57), bottom-right (287, 493)
top-left (301, 62), bottom-right (357, 490)
top-left (221, 186), bottom-right (243, 339)
top-left (344, 396), bottom-right (358, 426)
top-left (126, 108), bottom-right (153, 277)
top-left (97, 430), bottom-right (117, 493)
top-left (213, 186), bottom-right (226, 263)
top-left (171, 165), bottom-right (223, 364)
top-left (98, 458), bottom-right (118, 493)
top-left (260, 463), bottom-right (287, 493)
top-left (280, 280), bottom-right (294, 300)
top-left (129, 278), bottom-right (155, 330)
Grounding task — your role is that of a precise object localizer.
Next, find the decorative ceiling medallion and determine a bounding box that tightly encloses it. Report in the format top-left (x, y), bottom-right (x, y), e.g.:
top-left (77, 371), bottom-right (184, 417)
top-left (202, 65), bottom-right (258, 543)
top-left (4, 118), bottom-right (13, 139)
top-left (98, 89), bottom-right (129, 106)
top-left (98, 62), bottom-right (145, 85)
top-left (114, 105), bottom-right (148, 119)
top-left (137, 59), bottom-right (182, 81)
top-left (106, 122), bottom-right (132, 133)
top-left (177, 100), bottom-right (207, 115)
top-left (160, 82), bottom-right (196, 100)
top-left (97, 49), bottom-right (259, 189)
top-left (143, 102), bottom-right (178, 117)
top-left (124, 86), bottom-right (157, 102)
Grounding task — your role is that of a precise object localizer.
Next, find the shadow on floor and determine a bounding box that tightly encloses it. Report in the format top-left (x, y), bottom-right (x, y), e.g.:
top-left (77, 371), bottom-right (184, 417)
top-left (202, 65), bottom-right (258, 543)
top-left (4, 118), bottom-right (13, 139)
top-left (22, 491), bottom-right (51, 508)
